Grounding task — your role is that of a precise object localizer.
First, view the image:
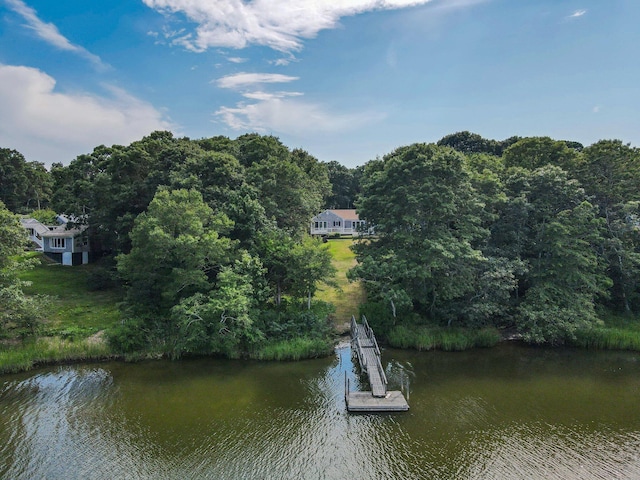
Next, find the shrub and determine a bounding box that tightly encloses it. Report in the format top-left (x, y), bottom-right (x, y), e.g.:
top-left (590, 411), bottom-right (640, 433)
top-left (86, 267), bottom-right (117, 291)
top-left (107, 318), bottom-right (148, 353)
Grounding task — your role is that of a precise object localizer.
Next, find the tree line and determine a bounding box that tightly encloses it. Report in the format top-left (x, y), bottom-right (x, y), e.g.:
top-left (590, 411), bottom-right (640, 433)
top-left (1, 132), bottom-right (337, 357)
top-left (2, 130), bottom-right (640, 351)
top-left (350, 132), bottom-right (640, 344)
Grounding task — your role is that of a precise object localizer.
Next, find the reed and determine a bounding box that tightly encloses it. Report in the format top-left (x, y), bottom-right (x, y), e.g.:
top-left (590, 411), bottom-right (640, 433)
top-left (387, 325), bottom-right (501, 351)
top-left (0, 338), bottom-right (112, 374)
top-left (251, 337), bottom-right (333, 361)
top-left (570, 327), bottom-right (640, 351)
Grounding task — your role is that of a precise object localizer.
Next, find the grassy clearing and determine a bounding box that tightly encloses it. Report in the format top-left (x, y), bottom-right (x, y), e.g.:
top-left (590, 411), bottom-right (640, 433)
top-left (0, 254), bottom-right (122, 374)
top-left (20, 257), bottom-right (121, 333)
top-left (315, 238), bottom-right (366, 330)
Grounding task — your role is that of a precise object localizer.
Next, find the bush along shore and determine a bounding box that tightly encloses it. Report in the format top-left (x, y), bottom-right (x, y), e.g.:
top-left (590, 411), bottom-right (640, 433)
top-left (4, 247), bottom-right (640, 376)
top-left (1, 253), bottom-right (338, 375)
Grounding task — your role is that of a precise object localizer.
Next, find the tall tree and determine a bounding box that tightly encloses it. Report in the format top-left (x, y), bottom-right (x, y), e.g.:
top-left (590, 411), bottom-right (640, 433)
top-left (575, 140), bottom-right (640, 312)
top-left (351, 143), bottom-right (493, 324)
top-left (325, 161), bottom-right (360, 209)
top-left (503, 137), bottom-right (579, 171)
top-left (117, 188), bottom-right (235, 315)
top-left (0, 201), bottom-right (45, 337)
top-left (0, 149), bottom-right (52, 213)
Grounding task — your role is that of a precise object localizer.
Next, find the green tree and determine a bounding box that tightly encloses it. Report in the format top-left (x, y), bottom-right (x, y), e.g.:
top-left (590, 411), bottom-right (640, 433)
top-left (0, 202), bottom-right (46, 337)
top-left (0, 149), bottom-right (53, 213)
top-left (117, 189), bottom-right (235, 315)
top-left (517, 202), bottom-right (610, 343)
top-left (351, 143), bottom-right (493, 324)
top-left (287, 236), bottom-right (336, 309)
top-left (575, 140), bottom-right (640, 311)
top-left (325, 161), bottom-right (361, 209)
top-left (491, 166), bottom-right (610, 342)
top-left (171, 252), bottom-right (267, 357)
top-left (503, 137), bottom-right (579, 171)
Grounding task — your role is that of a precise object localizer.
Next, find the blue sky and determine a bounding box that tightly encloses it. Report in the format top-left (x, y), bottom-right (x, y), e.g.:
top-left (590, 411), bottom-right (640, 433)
top-left (1, 0), bottom-right (639, 167)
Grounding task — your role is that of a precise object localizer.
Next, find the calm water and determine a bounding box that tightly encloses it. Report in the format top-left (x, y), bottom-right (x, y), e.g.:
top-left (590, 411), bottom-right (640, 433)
top-left (2, 343), bottom-right (640, 479)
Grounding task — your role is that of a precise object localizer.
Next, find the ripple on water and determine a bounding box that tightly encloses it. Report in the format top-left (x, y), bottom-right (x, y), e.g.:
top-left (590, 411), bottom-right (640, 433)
top-left (2, 347), bottom-right (640, 480)
top-left (455, 423), bottom-right (640, 480)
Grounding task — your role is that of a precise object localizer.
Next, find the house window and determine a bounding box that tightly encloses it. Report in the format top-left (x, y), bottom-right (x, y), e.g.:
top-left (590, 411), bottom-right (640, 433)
top-left (333, 221), bottom-right (341, 227)
top-left (28, 228), bottom-right (35, 236)
top-left (51, 238), bottom-right (66, 249)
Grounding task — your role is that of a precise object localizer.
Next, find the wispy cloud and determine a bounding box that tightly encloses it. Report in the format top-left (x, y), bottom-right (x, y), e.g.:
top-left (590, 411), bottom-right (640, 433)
top-left (142, 0), bottom-right (438, 52)
top-left (215, 70), bottom-right (383, 135)
top-left (4, 0), bottom-right (108, 70)
top-left (568, 9), bottom-right (587, 19)
top-left (227, 57), bottom-right (248, 64)
top-left (215, 96), bottom-right (385, 136)
top-left (216, 72), bottom-right (299, 90)
top-left (241, 91), bottom-right (304, 101)
top-left (0, 64), bottom-right (173, 165)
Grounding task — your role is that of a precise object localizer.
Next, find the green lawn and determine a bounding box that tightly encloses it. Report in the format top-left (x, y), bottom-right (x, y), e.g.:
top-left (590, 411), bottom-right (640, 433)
top-left (315, 238), bottom-right (366, 331)
top-left (19, 255), bottom-right (121, 336)
top-left (0, 254), bottom-right (122, 373)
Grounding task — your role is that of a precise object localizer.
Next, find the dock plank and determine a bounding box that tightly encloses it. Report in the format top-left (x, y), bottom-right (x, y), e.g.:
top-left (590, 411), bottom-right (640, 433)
top-left (346, 391), bottom-right (409, 412)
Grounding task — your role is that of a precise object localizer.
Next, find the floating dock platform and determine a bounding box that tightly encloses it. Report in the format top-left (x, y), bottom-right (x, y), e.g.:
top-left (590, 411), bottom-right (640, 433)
top-left (346, 315), bottom-right (409, 412)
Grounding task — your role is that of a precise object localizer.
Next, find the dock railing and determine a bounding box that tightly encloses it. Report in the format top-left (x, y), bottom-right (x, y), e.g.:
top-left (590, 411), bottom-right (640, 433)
top-left (361, 315), bottom-right (387, 388)
top-left (351, 315), bottom-right (387, 394)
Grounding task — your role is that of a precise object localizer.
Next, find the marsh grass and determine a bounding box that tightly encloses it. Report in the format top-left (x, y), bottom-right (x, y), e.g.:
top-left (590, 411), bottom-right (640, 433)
top-left (568, 312), bottom-right (640, 351)
top-left (251, 337), bottom-right (333, 361)
top-left (0, 338), bottom-right (112, 374)
top-left (387, 324), bottom-right (501, 351)
top-left (570, 328), bottom-right (640, 350)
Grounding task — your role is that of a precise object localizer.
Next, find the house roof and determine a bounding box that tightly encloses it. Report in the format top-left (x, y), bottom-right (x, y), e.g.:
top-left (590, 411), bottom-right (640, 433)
top-left (41, 229), bottom-right (84, 238)
top-left (20, 218), bottom-right (50, 236)
top-left (21, 217), bottom-right (86, 238)
top-left (327, 209), bottom-right (360, 221)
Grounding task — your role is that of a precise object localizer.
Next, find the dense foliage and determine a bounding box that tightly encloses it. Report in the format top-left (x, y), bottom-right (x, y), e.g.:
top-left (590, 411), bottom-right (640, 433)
top-left (0, 202), bottom-right (47, 338)
top-left (3, 129), bottom-right (640, 353)
top-left (0, 149), bottom-right (52, 213)
top-left (350, 133), bottom-right (640, 345)
top-left (5, 132), bottom-right (336, 358)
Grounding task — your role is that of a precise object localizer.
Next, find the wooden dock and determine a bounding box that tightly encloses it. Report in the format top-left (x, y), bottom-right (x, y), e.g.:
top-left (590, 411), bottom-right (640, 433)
top-left (346, 315), bottom-right (409, 412)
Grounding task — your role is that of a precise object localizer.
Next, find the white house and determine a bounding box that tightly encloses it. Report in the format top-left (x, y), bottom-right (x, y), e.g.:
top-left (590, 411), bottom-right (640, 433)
top-left (310, 209), bottom-right (369, 236)
top-left (21, 215), bottom-right (90, 266)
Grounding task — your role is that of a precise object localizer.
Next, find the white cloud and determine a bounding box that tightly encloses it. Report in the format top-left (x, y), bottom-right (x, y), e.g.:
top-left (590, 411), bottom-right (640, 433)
top-left (0, 64), bottom-right (174, 165)
top-left (215, 96), bottom-right (385, 136)
top-left (272, 58), bottom-right (293, 66)
top-left (568, 9), bottom-right (587, 19)
top-left (242, 91), bottom-right (303, 101)
top-left (142, 0), bottom-right (437, 52)
top-left (216, 72), bottom-right (299, 89)
top-left (5, 0), bottom-right (107, 70)
top-left (227, 57), bottom-right (248, 64)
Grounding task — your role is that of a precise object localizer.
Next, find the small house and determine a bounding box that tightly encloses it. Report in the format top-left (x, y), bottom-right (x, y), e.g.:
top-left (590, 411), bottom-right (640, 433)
top-left (21, 215), bottom-right (90, 266)
top-left (310, 209), bottom-right (369, 236)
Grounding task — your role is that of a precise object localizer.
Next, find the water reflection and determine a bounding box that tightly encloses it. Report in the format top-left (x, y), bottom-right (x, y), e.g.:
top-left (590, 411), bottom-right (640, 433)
top-left (1, 345), bottom-right (640, 479)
